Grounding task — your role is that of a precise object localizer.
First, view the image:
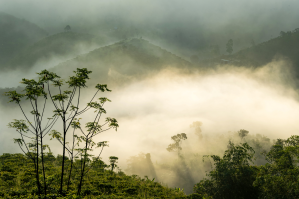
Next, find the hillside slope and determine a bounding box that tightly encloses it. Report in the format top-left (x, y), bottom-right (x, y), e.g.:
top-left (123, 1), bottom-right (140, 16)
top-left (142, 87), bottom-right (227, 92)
top-left (6, 31), bottom-right (108, 70)
top-left (0, 12), bottom-right (47, 66)
top-left (0, 39), bottom-right (191, 106)
top-left (233, 28), bottom-right (299, 68)
top-left (197, 28), bottom-right (299, 83)
top-left (52, 38), bottom-right (192, 85)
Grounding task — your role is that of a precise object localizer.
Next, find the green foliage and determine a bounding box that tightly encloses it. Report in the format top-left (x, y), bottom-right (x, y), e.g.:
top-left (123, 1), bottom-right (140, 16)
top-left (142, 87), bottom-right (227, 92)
top-left (238, 129), bottom-right (249, 140)
top-left (193, 135), bottom-right (299, 198)
top-left (96, 84), bottom-right (112, 92)
top-left (109, 156), bottom-right (119, 171)
top-left (166, 133), bottom-right (187, 155)
top-left (5, 68), bottom-right (119, 196)
top-left (4, 90), bottom-right (24, 103)
top-left (253, 136), bottom-right (299, 198)
top-left (67, 68), bottom-right (92, 88)
top-left (0, 153), bottom-right (188, 198)
top-left (8, 119), bottom-right (29, 132)
top-left (194, 142), bottom-right (259, 199)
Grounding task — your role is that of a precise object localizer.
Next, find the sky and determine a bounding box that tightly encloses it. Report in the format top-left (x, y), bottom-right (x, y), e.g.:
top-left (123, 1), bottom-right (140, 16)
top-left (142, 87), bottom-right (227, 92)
top-left (1, 0), bottom-right (299, 54)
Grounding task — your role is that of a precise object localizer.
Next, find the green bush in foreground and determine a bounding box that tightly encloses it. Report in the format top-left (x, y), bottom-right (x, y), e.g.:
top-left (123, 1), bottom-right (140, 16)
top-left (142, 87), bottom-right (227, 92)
top-left (193, 136), bottom-right (299, 199)
top-left (0, 153), bottom-right (190, 198)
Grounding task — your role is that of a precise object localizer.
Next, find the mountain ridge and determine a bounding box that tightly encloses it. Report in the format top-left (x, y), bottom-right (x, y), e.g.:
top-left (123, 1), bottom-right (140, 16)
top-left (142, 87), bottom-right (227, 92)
top-left (51, 38), bottom-right (192, 85)
top-left (5, 31), bottom-right (109, 71)
top-left (0, 12), bottom-right (48, 66)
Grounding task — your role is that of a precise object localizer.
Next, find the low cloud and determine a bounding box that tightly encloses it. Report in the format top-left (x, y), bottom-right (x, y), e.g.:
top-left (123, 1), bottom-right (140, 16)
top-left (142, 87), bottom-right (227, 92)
top-left (80, 59), bottom-right (299, 167)
top-left (1, 59), bottom-right (299, 192)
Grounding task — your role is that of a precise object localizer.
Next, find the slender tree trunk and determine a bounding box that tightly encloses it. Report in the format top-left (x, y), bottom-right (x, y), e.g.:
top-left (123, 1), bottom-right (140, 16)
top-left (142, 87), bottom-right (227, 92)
top-left (67, 129), bottom-right (76, 191)
top-left (36, 98), bottom-right (47, 196)
top-left (32, 156), bottom-right (39, 195)
top-left (66, 159), bottom-right (74, 191)
top-left (77, 140), bottom-right (88, 195)
top-left (77, 159), bottom-right (86, 195)
top-left (36, 134), bottom-right (41, 195)
top-left (40, 135), bottom-right (47, 195)
top-left (59, 115), bottom-right (67, 194)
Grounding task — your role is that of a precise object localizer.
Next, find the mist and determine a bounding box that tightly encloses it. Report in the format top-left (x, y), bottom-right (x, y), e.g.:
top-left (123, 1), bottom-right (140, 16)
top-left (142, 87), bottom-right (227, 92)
top-left (1, 0), bottom-right (299, 56)
top-left (1, 0), bottom-right (299, 196)
top-left (40, 60), bottom-right (296, 193)
top-left (93, 61), bottom-right (298, 160)
top-left (2, 47), bottom-right (299, 192)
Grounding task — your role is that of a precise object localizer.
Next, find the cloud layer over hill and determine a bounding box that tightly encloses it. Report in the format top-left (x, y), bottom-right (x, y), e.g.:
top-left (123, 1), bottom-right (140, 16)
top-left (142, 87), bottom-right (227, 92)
top-left (1, 0), bottom-right (299, 56)
top-left (2, 59), bottom-right (299, 175)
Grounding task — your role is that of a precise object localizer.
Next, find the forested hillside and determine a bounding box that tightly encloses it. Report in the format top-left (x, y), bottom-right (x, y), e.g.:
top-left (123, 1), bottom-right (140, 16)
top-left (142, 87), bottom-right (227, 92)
top-left (233, 28), bottom-right (299, 68)
top-left (0, 12), bottom-right (47, 67)
top-left (208, 28), bottom-right (299, 74)
top-left (5, 32), bottom-right (109, 71)
top-left (51, 38), bottom-right (192, 85)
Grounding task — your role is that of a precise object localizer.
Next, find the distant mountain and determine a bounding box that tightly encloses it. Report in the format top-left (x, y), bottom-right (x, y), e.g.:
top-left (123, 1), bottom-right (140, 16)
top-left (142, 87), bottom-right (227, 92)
top-left (0, 12), bottom-right (48, 67)
top-left (0, 38), bottom-right (192, 108)
top-left (6, 31), bottom-right (108, 70)
top-left (232, 29), bottom-right (299, 68)
top-left (51, 38), bottom-right (192, 85)
top-left (196, 28), bottom-right (299, 81)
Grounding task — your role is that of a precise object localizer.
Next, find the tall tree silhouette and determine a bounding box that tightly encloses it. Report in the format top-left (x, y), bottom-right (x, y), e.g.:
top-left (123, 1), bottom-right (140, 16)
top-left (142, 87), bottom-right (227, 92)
top-left (64, 25), bottom-right (71, 32)
top-left (226, 39), bottom-right (233, 55)
top-left (166, 133), bottom-right (187, 156)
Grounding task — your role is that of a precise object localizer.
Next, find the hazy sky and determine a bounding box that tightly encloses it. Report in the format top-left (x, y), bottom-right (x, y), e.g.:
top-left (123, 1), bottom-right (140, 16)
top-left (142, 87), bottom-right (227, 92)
top-left (1, 0), bottom-right (298, 27)
top-left (2, 60), bottom-right (299, 169)
top-left (1, 0), bottom-right (299, 54)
